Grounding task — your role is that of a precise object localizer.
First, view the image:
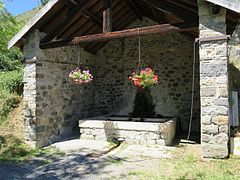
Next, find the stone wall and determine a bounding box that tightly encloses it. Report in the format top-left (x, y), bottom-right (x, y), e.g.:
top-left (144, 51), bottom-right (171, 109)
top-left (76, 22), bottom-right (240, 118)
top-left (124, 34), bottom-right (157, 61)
top-left (23, 18), bottom-right (200, 147)
top-left (94, 18), bottom-right (200, 133)
top-left (23, 30), bottom-right (96, 147)
top-left (198, 0), bottom-right (229, 158)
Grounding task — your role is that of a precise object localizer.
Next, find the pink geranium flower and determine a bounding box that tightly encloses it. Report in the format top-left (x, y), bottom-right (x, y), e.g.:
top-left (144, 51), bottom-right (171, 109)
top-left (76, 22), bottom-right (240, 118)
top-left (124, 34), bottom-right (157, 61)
top-left (129, 68), bottom-right (158, 89)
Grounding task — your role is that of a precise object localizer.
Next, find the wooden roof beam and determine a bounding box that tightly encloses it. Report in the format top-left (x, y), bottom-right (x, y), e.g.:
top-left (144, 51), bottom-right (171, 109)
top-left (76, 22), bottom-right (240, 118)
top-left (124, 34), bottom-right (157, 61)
top-left (140, 0), bottom-right (198, 22)
top-left (124, 0), bottom-right (143, 20)
top-left (180, 0), bottom-right (197, 7)
top-left (40, 23), bottom-right (197, 49)
top-left (82, 9), bottom-right (102, 27)
top-left (68, 0), bottom-right (102, 28)
top-left (40, 24), bottom-right (196, 49)
top-left (166, 0), bottom-right (198, 13)
top-left (41, 0), bottom-right (88, 43)
top-left (71, 23), bottom-right (197, 44)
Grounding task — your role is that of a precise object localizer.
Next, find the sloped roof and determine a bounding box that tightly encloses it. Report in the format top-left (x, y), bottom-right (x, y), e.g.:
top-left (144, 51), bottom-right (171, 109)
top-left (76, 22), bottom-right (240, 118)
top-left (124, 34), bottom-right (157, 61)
top-left (9, 0), bottom-right (240, 53)
top-left (206, 0), bottom-right (240, 13)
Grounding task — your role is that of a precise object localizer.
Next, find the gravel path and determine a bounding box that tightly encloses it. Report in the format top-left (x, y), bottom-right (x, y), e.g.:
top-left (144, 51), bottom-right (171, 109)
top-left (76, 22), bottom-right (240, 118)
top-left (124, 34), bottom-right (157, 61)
top-left (0, 140), bottom-right (177, 180)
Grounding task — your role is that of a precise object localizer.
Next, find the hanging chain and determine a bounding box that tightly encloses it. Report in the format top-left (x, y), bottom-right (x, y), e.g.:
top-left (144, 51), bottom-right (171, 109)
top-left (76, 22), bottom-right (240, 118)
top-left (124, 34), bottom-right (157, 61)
top-left (136, 28), bottom-right (141, 73)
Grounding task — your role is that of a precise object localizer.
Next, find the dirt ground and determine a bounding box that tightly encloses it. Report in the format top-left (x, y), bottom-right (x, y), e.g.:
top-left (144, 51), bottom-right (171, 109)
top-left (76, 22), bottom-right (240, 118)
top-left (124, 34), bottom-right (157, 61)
top-left (0, 139), bottom-right (196, 180)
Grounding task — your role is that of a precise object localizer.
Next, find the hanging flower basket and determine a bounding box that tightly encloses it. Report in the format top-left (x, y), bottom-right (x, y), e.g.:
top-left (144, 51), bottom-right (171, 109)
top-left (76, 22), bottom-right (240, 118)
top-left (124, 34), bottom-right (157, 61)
top-left (129, 68), bottom-right (158, 89)
top-left (69, 67), bottom-right (93, 85)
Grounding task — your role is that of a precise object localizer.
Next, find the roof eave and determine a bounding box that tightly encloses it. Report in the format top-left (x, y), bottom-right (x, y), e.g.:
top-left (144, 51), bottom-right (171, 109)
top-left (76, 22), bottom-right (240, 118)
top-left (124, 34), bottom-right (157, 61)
top-left (8, 0), bottom-right (60, 49)
top-left (206, 0), bottom-right (240, 13)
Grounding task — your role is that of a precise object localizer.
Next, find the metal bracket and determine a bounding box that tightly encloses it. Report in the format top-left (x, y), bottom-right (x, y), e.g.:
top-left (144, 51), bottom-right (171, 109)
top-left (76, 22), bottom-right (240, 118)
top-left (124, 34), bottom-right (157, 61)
top-left (195, 35), bottom-right (231, 43)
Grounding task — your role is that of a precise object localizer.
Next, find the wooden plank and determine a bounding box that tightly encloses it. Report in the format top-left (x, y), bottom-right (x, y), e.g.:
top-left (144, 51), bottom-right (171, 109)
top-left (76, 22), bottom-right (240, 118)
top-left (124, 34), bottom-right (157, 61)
top-left (102, 0), bottom-right (112, 33)
top-left (41, 0), bottom-right (88, 43)
top-left (206, 0), bottom-right (240, 13)
top-left (166, 0), bottom-right (197, 13)
top-left (124, 0), bottom-right (143, 20)
top-left (82, 9), bottom-right (102, 27)
top-left (71, 24), bottom-right (196, 44)
top-left (140, 0), bottom-right (198, 22)
top-left (40, 23), bottom-right (196, 49)
top-left (64, 0), bottom-right (120, 40)
top-left (180, 0), bottom-right (197, 7)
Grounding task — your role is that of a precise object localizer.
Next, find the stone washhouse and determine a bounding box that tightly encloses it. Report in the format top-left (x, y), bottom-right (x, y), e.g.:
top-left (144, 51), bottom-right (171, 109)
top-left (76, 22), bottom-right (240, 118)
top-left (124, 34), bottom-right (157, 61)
top-left (8, 0), bottom-right (240, 158)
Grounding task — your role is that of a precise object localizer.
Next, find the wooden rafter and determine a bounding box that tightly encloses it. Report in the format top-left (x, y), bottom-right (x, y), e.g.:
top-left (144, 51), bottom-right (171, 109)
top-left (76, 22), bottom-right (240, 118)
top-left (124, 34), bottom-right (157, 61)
top-left (140, 0), bottom-right (198, 22)
top-left (82, 9), bottom-right (102, 27)
top-left (166, 0), bottom-right (197, 13)
top-left (71, 24), bottom-right (196, 44)
top-left (124, 0), bottom-right (143, 20)
top-left (40, 23), bottom-right (197, 49)
top-left (41, 0), bottom-right (88, 43)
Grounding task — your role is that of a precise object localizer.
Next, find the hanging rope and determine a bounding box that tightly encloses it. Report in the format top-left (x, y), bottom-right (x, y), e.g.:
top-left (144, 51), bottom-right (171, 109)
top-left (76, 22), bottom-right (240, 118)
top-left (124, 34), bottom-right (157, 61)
top-left (77, 45), bottom-right (81, 67)
top-left (136, 28), bottom-right (141, 73)
top-left (187, 41), bottom-right (197, 141)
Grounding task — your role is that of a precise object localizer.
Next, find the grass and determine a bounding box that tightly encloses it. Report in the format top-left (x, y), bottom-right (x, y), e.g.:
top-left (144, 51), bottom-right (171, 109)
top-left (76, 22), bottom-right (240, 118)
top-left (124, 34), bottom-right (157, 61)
top-left (124, 150), bottom-right (240, 180)
top-left (0, 134), bottom-right (64, 162)
top-left (0, 69), bottom-right (65, 162)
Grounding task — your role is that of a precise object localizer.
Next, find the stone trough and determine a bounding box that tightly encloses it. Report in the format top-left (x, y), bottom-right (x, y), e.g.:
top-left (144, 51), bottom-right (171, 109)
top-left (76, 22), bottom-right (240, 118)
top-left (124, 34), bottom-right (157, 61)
top-left (79, 116), bottom-right (177, 146)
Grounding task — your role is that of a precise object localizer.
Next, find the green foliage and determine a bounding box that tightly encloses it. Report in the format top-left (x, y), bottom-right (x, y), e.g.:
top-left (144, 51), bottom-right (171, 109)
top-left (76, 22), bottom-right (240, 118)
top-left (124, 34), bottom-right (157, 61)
top-left (0, 70), bottom-right (23, 121)
top-left (0, 135), bottom-right (65, 162)
top-left (0, 1), bottom-right (23, 71)
top-left (39, 0), bottom-right (49, 6)
top-left (0, 69), bottom-right (24, 94)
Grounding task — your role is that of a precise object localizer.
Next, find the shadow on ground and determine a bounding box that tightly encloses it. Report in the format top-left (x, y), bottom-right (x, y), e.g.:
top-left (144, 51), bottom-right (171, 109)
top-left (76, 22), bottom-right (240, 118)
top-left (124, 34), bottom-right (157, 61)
top-left (0, 147), bottom-right (117, 180)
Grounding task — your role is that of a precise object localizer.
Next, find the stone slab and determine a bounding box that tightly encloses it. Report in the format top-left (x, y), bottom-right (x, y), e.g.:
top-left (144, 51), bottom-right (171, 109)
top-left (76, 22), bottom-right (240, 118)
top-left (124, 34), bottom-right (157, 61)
top-left (79, 117), bottom-right (177, 146)
top-left (79, 117), bottom-right (176, 132)
top-left (51, 139), bottom-right (114, 155)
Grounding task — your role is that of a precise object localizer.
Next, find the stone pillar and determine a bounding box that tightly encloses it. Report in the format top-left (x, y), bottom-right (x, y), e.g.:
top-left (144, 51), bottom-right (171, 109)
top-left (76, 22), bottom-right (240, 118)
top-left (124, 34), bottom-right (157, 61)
top-left (198, 0), bottom-right (229, 158)
top-left (23, 30), bottom-right (45, 147)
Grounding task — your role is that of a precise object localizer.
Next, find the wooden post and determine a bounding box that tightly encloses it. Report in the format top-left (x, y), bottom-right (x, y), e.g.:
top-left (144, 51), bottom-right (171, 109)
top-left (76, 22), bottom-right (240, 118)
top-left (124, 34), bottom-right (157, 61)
top-left (102, 0), bottom-right (112, 33)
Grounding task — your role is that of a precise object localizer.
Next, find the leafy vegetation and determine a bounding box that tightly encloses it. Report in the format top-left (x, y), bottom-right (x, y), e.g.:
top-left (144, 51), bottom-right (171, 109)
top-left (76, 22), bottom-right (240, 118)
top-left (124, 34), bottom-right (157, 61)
top-left (0, 1), bottom-right (24, 71)
top-left (0, 135), bottom-right (64, 162)
top-left (0, 70), bottom-right (23, 122)
top-left (39, 0), bottom-right (49, 6)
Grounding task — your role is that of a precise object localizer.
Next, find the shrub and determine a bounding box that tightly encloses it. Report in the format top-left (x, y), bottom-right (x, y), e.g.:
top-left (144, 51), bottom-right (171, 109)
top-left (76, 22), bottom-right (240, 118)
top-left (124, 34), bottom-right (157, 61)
top-left (0, 70), bottom-right (23, 121)
top-left (0, 69), bottom-right (24, 95)
top-left (0, 94), bottom-right (21, 121)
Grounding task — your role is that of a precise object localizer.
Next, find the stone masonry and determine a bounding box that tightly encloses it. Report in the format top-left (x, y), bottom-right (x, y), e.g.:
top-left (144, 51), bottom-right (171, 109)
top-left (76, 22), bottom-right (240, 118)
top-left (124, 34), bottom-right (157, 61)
top-left (23, 18), bottom-right (200, 147)
top-left (198, 0), bottom-right (229, 158)
top-left (94, 18), bottom-right (200, 133)
top-left (23, 30), bottom-right (96, 147)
